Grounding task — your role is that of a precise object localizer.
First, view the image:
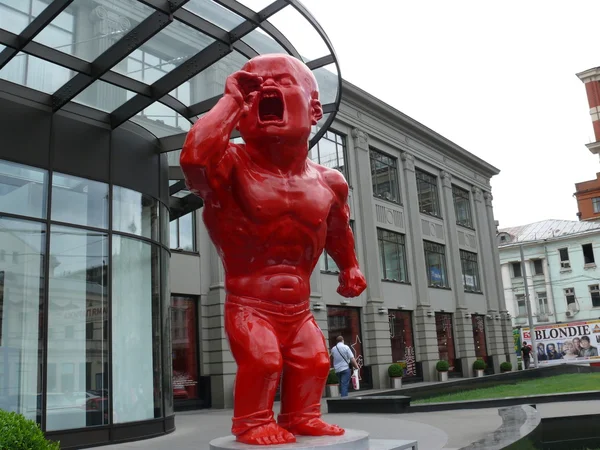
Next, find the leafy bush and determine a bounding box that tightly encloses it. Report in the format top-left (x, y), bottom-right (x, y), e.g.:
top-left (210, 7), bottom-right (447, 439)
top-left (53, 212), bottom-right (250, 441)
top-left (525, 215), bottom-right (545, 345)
top-left (518, 362), bottom-right (523, 371)
top-left (500, 362), bottom-right (513, 372)
top-left (0, 410), bottom-right (60, 450)
top-left (326, 368), bottom-right (339, 385)
top-left (388, 363), bottom-right (404, 378)
top-left (473, 359), bottom-right (487, 371)
top-left (436, 360), bottom-right (449, 372)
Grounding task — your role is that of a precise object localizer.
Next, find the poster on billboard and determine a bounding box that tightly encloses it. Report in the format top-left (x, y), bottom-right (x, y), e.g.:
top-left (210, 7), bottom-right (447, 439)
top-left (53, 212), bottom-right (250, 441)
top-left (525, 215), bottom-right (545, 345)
top-left (520, 320), bottom-right (600, 365)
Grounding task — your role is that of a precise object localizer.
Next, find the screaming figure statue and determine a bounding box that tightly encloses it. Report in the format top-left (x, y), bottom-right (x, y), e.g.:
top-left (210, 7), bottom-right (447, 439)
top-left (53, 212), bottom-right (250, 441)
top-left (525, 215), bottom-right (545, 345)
top-left (180, 54), bottom-right (367, 446)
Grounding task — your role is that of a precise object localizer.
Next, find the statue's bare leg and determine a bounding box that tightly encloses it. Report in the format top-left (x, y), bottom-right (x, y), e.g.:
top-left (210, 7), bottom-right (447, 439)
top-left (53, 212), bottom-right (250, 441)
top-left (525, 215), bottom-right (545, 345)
top-left (278, 317), bottom-right (344, 436)
top-left (225, 301), bottom-right (296, 445)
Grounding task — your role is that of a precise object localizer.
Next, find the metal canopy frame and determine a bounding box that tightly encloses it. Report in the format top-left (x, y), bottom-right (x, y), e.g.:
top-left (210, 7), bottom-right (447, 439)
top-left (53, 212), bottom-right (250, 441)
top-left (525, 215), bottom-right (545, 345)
top-left (0, 0), bottom-right (342, 220)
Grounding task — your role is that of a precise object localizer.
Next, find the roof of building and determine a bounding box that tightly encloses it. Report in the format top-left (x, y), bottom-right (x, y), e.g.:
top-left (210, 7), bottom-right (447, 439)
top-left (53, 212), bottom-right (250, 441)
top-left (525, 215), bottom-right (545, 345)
top-left (498, 219), bottom-right (600, 245)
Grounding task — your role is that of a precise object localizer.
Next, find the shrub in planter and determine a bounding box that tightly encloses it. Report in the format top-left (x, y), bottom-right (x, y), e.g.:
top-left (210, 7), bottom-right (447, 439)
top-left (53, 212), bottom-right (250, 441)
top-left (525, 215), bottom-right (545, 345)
top-left (518, 362), bottom-right (523, 371)
top-left (326, 368), bottom-right (339, 385)
top-left (0, 410), bottom-right (60, 450)
top-left (500, 362), bottom-right (513, 372)
top-left (436, 360), bottom-right (449, 372)
top-left (388, 363), bottom-right (404, 378)
top-left (473, 359), bottom-right (487, 371)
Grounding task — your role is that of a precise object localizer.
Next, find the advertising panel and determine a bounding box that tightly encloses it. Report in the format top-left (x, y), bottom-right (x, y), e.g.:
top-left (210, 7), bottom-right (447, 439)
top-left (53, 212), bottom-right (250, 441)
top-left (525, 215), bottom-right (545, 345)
top-left (520, 320), bottom-right (600, 365)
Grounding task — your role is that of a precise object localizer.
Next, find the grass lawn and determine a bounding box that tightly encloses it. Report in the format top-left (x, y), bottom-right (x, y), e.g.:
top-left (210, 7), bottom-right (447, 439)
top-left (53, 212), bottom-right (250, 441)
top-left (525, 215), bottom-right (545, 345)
top-left (411, 373), bottom-right (600, 404)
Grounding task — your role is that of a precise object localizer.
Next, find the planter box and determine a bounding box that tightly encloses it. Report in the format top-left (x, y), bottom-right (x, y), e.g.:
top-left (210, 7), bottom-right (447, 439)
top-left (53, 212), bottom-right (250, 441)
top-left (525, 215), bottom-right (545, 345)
top-left (390, 377), bottom-right (402, 389)
top-left (438, 371), bottom-right (448, 382)
top-left (326, 385), bottom-right (339, 398)
top-left (474, 369), bottom-right (485, 377)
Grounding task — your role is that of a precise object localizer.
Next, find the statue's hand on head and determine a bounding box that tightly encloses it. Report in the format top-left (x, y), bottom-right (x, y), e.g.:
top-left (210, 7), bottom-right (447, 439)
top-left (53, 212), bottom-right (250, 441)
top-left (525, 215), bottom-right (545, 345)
top-left (225, 70), bottom-right (263, 113)
top-left (337, 267), bottom-right (367, 298)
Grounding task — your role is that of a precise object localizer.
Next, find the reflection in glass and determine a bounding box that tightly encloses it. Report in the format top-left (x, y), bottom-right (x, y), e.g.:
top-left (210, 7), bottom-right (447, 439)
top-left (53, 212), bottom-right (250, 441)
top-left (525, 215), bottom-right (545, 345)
top-left (0, 218), bottom-right (45, 423)
top-left (416, 169), bottom-right (441, 217)
top-left (389, 310), bottom-right (416, 377)
top-left (161, 248), bottom-right (174, 416)
top-left (377, 229), bottom-right (408, 283)
top-left (424, 241), bottom-right (448, 288)
top-left (452, 186), bottom-right (473, 228)
top-left (435, 312), bottom-right (456, 371)
top-left (34, 0), bottom-right (154, 62)
top-left (310, 130), bottom-right (347, 180)
top-left (112, 236), bottom-right (161, 423)
top-left (184, 0), bottom-right (245, 31)
top-left (169, 213), bottom-right (195, 251)
top-left (0, 160), bottom-right (47, 219)
top-left (113, 186), bottom-right (158, 240)
top-left (460, 250), bottom-right (480, 292)
top-left (242, 28), bottom-right (287, 55)
top-left (73, 80), bottom-right (134, 113)
top-left (46, 226), bottom-right (109, 431)
top-left (171, 296), bottom-right (199, 402)
top-left (160, 203), bottom-right (170, 247)
top-left (312, 64), bottom-right (339, 105)
top-left (51, 173), bottom-right (108, 229)
top-left (131, 104), bottom-right (191, 138)
top-left (370, 149), bottom-right (401, 204)
top-left (0, 0), bottom-right (51, 35)
top-left (0, 52), bottom-right (75, 94)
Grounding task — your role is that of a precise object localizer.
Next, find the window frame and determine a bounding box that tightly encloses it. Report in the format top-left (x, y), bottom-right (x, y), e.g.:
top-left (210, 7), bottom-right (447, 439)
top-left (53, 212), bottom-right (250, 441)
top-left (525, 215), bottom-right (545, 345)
top-left (532, 259), bottom-right (544, 276)
top-left (582, 243), bottom-right (596, 265)
top-left (590, 284), bottom-right (600, 308)
top-left (459, 250), bottom-right (481, 292)
top-left (369, 148), bottom-right (401, 204)
top-left (536, 291), bottom-right (548, 315)
top-left (377, 228), bottom-right (409, 283)
top-left (169, 212), bottom-right (197, 253)
top-left (415, 169), bottom-right (442, 218)
top-left (593, 197), bottom-right (600, 214)
top-left (452, 185), bottom-right (473, 228)
top-left (558, 248), bottom-right (571, 269)
top-left (424, 240), bottom-right (449, 288)
top-left (311, 130), bottom-right (349, 183)
top-left (511, 261), bottom-right (522, 278)
top-left (516, 294), bottom-right (527, 317)
top-left (321, 220), bottom-right (355, 273)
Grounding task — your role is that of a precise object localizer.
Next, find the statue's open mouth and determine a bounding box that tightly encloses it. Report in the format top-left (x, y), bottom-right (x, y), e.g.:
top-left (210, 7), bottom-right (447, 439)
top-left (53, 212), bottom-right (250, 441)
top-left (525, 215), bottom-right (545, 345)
top-left (258, 88), bottom-right (284, 123)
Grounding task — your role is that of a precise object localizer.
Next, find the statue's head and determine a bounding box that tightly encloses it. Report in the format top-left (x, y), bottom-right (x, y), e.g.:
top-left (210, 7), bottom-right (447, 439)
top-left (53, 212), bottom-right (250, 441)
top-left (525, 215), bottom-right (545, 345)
top-left (237, 54), bottom-right (323, 144)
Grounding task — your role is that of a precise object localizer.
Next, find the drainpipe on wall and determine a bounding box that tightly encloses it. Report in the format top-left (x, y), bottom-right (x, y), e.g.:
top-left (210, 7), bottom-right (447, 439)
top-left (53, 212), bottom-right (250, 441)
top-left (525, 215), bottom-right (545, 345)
top-left (543, 242), bottom-right (558, 321)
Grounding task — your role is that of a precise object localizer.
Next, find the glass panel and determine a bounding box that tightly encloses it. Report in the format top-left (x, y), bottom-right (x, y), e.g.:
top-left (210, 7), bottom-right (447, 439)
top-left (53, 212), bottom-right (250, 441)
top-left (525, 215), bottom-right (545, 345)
top-left (0, 218), bottom-right (45, 423)
top-left (171, 296), bottom-right (199, 402)
top-left (182, 51), bottom-right (248, 106)
top-left (169, 218), bottom-right (178, 249)
top-left (115, 20), bottom-right (215, 83)
top-left (46, 225), bottom-right (109, 431)
top-left (72, 80), bottom-right (134, 112)
top-left (0, 52), bottom-right (75, 94)
top-left (51, 172), bottom-right (108, 229)
top-left (389, 310), bottom-right (416, 377)
top-left (161, 248), bottom-right (174, 416)
top-left (0, 160), bottom-right (47, 219)
top-left (178, 213), bottom-right (194, 251)
top-left (312, 63), bottom-right (338, 106)
top-left (268, 6), bottom-right (330, 62)
top-left (131, 103), bottom-right (191, 138)
top-left (113, 186), bottom-right (159, 240)
top-left (112, 236), bottom-right (162, 423)
top-left (242, 28), bottom-right (287, 55)
top-left (0, 0), bottom-right (50, 35)
top-left (326, 306), bottom-right (364, 380)
top-left (184, 0), bottom-right (244, 31)
top-left (34, 0), bottom-right (155, 62)
top-left (310, 112), bottom-right (330, 141)
top-left (435, 313), bottom-right (456, 371)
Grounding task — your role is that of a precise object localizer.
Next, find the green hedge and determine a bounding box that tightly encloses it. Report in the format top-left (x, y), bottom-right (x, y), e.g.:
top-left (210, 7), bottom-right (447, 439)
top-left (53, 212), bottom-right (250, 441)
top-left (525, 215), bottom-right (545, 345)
top-left (327, 368), bottom-right (339, 385)
top-left (388, 363), bottom-right (404, 378)
top-left (436, 360), bottom-right (449, 372)
top-left (0, 410), bottom-right (60, 450)
top-left (473, 359), bottom-right (487, 371)
top-left (500, 361), bottom-right (513, 372)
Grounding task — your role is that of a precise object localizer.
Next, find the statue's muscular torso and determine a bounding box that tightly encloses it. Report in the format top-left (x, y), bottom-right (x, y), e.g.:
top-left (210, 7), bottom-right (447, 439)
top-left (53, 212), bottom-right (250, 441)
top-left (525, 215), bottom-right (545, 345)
top-left (200, 144), bottom-right (344, 304)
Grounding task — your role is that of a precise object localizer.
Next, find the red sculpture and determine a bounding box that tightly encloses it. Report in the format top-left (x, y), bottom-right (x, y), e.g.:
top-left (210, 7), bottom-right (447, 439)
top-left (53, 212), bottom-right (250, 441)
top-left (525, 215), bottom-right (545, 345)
top-left (180, 54), bottom-right (367, 446)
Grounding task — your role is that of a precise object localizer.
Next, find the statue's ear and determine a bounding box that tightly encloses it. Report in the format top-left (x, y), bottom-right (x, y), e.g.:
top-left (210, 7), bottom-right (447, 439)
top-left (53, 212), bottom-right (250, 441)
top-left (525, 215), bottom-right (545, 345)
top-left (310, 93), bottom-right (323, 126)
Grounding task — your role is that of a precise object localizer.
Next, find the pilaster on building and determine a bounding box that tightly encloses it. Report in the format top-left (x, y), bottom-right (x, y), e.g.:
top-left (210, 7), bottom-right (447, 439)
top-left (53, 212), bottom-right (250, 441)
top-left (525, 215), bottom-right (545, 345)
top-left (576, 67), bottom-right (600, 157)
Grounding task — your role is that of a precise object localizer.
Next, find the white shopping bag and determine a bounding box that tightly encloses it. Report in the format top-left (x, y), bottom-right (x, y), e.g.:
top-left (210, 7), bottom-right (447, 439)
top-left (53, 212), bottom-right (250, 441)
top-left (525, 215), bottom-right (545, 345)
top-left (351, 369), bottom-right (360, 390)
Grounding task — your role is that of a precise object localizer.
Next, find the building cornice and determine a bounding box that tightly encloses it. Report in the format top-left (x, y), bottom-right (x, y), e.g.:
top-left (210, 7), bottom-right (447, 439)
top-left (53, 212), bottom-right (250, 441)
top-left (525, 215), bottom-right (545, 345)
top-left (576, 67), bottom-right (600, 83)
top-left (340, 80), bottom-right (501, 178)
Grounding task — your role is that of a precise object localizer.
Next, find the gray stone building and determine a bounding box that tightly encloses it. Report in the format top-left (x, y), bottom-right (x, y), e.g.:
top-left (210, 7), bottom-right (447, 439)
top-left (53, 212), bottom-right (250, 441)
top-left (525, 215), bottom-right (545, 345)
top-left (169, 79), bottom-right (516, 409)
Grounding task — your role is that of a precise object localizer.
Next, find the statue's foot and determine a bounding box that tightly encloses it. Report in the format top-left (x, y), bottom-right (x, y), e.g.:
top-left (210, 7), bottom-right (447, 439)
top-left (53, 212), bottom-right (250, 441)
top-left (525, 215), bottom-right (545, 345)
top-left (236, 422), bottom-right (296, 445)
top-left (285, 418), bottom-right (345, 436)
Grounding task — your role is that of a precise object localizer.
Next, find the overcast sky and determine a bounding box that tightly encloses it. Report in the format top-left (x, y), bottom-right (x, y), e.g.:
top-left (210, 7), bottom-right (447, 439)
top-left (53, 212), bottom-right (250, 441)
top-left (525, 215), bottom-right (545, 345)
top-left (296, 0), bottom-right (600, 228)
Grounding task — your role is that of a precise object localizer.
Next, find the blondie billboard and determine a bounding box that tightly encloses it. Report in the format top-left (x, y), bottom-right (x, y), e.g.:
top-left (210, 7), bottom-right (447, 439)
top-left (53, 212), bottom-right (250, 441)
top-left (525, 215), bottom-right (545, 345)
top-left (520, 320), bottom-right (600, 365)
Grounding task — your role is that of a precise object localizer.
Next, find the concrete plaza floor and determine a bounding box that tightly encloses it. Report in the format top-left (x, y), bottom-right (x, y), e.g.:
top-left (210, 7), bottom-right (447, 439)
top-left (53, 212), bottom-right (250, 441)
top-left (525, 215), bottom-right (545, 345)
top-left (89, 389), bottom-right (506, 450)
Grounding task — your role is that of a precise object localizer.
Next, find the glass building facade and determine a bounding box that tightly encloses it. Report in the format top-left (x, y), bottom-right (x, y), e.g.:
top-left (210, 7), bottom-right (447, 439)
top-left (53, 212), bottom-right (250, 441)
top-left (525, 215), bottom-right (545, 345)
top-left (0, 0), bottom-right (341, 447)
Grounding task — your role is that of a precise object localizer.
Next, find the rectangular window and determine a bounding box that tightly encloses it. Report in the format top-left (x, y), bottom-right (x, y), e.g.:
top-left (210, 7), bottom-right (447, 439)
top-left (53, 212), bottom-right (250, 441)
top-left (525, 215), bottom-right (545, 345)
top-left (460, 250), bottom-right (480, 292)
top-left (533, 259), bottom-right (544, 275)
top-left (369, 148), bottom-right (401, 204)
top-left (388, 310), bottom-right (416, 378)
top-left (593, 197), bottom-right (600, 213)
top-left (435, 313), bottom-right (456, 371)
top-left (516, 294), bottom-right (527, 316)
top-left (171, 296), bottom-right (200, 402)
top-left (416, 169), bottom-right (441, 217)
top-left (327, 306), bottom-right (364, 380)
top-left (590, 285), bottom-right (600, 308)
top-left (471, 315), bottom-right (488, 359)
top-left (311, 130), bottom-right (349, 182)
top-left (565, 288), bottom-right (576, 310)
top-left (537, 292), bottom-right (548, 314)
top-left (424, 241), bottom-right (448, 287)
top-left (558, 248), bottom-right (570, 269)
top-left (452, 185), bottom-right (473, 228)
top-left (170, 212), bottom-right (196, 252)
top-left (582, 244), bottom-right (596, 265)
top-left (377, 228), bottom-right (409, 282)
top-left (321, 221), bottom-right (355, 273)
top-left (511, 262), bottom-right (522, 278)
